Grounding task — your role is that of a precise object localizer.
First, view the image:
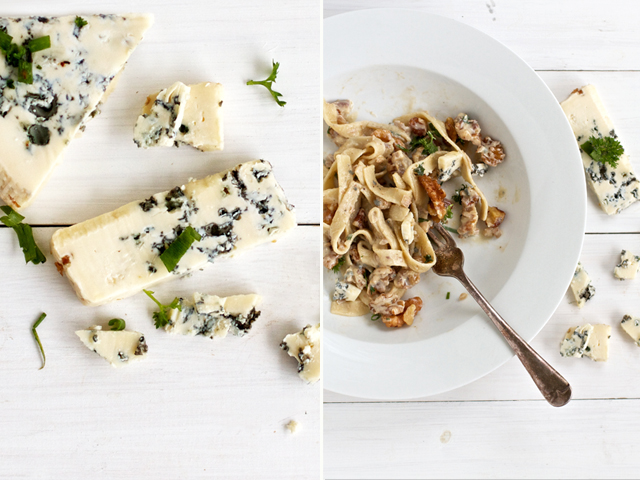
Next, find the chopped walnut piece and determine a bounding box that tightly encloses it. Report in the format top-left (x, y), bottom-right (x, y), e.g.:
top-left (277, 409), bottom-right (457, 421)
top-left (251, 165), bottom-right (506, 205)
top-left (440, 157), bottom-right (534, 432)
top-left (476, 136), bottom-right (505, 167)
top-left (389, 150), bottom-right (412, 176)
top-left (417, 174), bottom-right (447, 220)
top-left (394, 268), bottom-right (421, 289)
top-left (445, 117), bottom-right (457, 142)
top-left (405, 296), bottom-right (423, 313)
top-left (485, 206), bottom-right (506, 228)
top-left (454, 113), bottom-right (482, 146)
top-left (482, 226), bottom-right (503, 238)
top-left (381, 296), bottom-right (423, 328)
top-left (348, 243), bottom-right (360, 264)
top-left (328, 128), bottom-right (346, 147)
top-left (352, 208), bottom-right (367, 230)
top-left (369, 266), bottom-right (396, 293)
top-left (344, 265), bottom-right (367, 289)
top-left (457, 188), bottom-right (481, 238)
top-left (370, 292), bottom-right (405, 316)
top-left (330, 99), bottom-right (354, 124)
top-left (323, 203), bottom-right (338, 225)
top-left (371, 129), bottom-right (393, 143)
top-left (382, 315), bottom-right (405, 328)
top-left (408, 117), bottom-right (427, 137)
top-left (323, 233), bottom-right (340, 270)
top-left (392, 119), bottom-right (411, 135)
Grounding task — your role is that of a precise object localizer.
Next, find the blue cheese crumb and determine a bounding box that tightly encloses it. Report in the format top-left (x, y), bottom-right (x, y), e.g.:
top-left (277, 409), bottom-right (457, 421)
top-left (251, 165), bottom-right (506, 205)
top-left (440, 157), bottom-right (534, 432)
top-left (614, 250), bottom-right (640, 280)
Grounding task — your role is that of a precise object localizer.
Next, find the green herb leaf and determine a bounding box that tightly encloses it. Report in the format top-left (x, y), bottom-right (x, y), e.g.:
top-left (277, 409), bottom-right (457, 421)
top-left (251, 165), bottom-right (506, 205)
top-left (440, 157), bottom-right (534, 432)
top-left (369, 285), bottom-right (375, 294)
top-left (414, 164), bottom-right (426, 176)
top-left (0, 206), bottom-right (46, 265)
top-left (581, 136), bottom-right (624, 168)
top-left (108, 318), bottom-right (126, 331)
top-left (143, 289), bottom-right (182, 329)
top-left (418, 217), bottom-right (429, 223)
top-left (443, 226), bottom-right (458, 234)
top-left (442, 205), bottom-right (453, 224)
top-left (27, 36), bottom-right (50, 53)
top-left (5, 78), bottom-right (14, 89)
top-left (425, 254), bottom-right (433, 263)
top-left (452, 184), bottom-right (468, 204)
top-left (0, 29), bottom-right (12, 51)
top-left (371, 314), bottom-right (381, 322)
top-left (331, 255), bottom-right (346, 274)
top-left (246, 60), bottom-right (286, 107)
top-left (32, 312), bottom-right (46, 370)
top-left (160, 226), bottom-right (202, 272)
top-left (75, 16), bottom-right (88, 29)
top-left (446, 292), bottom-right (450, 300)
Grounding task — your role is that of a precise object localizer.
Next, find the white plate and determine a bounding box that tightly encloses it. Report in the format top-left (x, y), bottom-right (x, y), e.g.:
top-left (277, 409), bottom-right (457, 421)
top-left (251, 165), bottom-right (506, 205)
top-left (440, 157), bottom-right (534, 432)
top-left (323, 9), bottom-right (586, 400)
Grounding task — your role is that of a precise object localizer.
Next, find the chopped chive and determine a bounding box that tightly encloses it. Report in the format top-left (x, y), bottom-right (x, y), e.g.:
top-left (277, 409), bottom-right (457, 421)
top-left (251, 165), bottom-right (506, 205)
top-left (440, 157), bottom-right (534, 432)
top-left (74, 16), bottom-right (88, 29)
top-left (443, 226), bottom-right (458, 234)
top-left (0, 206), bottom-right (46, 265)
top-left (446, 292), bottom-right (450, 300)
top-left (32, 312), bottom-right (46, 370)
top-left (0, 205), bottom-right (25, 227)
top-left (371, 314), bottom-right (381, 321)
top-left (108, 318), bottom-right (126, 331)
top-left (27, 35), bottom-right (50, 53)
top-left (159, 226), bottom-right (202, 272)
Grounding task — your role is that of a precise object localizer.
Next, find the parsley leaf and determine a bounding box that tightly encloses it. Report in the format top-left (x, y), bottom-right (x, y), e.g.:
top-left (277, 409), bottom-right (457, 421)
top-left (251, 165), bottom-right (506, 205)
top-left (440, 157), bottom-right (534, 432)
top-left (442, 204), bottom-right (453, 224)
top-left (159, 226), bottom-right (202, 272)
top-left (332, 255), bottom-right (346, 273)
top-left (143, 290), bottom-right (182, 329)
top-left (75, 16), bottom-right (88, 29)
top-left (0, 206), bottom-right (46, 265)
top-left (247, 60), bottom-right (286, 107)
top-left (581, 136), bottom-right (624, 168)
top-left (452, 184), bottom-right (468, 205)
top-left (32, 312), bottom-right (46, 370)
top-left (425, 254), bottom-right (433, 263)
top-left (414, 164), bottom-right (426, 176)
top-left (0, 29), bottom-right (50, 84)
top-left (108, 318), bottom-right (126, 331)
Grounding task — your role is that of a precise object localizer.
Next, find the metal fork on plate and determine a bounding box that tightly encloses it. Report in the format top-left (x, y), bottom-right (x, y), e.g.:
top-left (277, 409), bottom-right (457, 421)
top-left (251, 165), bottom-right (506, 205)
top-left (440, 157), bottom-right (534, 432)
top-left (427, 222), bottom-right (572, 407)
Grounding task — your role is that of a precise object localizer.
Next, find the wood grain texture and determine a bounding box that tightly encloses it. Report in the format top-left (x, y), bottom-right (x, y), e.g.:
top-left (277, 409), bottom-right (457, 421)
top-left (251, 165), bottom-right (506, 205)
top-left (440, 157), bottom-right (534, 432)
top-left (0, 0), bottom-right (321, 478)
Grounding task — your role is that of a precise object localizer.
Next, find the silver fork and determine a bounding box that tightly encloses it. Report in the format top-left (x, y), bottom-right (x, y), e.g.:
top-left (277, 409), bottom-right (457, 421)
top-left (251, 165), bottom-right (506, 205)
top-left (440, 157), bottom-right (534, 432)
top-left (427, 222), bottom-right (572, 407)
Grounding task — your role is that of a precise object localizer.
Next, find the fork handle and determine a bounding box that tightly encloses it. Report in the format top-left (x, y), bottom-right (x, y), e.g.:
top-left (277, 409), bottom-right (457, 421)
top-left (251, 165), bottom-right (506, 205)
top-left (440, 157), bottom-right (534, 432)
top-left (457, 272), bottom-right (572, 407)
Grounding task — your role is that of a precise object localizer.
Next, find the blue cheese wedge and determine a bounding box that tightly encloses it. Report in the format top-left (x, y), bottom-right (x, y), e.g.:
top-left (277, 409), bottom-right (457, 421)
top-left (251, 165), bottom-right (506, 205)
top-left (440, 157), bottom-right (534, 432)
top-left (166, 292), bottom-right (261, 338)
top-left (560, 324), bottom-right (593, 357)
top-left (333, 281), bottom-right (361, 302)
top-left (133, 81), bottom-right (190, 148)
top-left (280, 324), bottom-right (320, 384)
top-left (561, 85), bottom-right (639, 215)
top-left (135, 81), bottom-right (223, 151)
top-left (0, 14), bottom-right (153, 209)
top-left (437, 151), bottom-right (463, 183)
top-left (51, 160), bottom-right (296, 306)
top-left (621, 315), bottom-right (640, 346)
top-left (570, 262), bottom-right (595, 308)
top-left (614, 250), bottom-right (640, 280)
top-left (584, 324), bottom-right (611, 362)
top-left (76, 325), bottom-right (148, 367)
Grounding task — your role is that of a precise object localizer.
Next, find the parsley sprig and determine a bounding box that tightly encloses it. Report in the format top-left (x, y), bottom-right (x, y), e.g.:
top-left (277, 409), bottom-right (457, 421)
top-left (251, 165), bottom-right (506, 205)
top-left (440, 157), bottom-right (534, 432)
top-left (332, 255), bottom-right (346, 273)
top-left (247, 60), bottom-right (286, 107)
top-left (399, 123), bottom-right (441, 155)
top-left (143, 290), bottom-right (182, 329)
top-left (581, 136), bottom-right (624, 169)
top-left (0, 206), bottom-right (46, 265)
top-left (32, 312), bottom-right (46, 370)
top-left (0, 29), bottom-right (50, 84)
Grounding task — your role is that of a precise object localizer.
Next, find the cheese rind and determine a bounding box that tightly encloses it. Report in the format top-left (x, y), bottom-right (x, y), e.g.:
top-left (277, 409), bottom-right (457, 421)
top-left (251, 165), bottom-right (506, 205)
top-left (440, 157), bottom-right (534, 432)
top-left (51, 160), bottom-right (296, 306)
top-left (614, 250), bottom-right (640, 280)
top-left (621, 315), bottom-right (640, 346)
top-left (166, 293), bottom-right (261, 338)
top-left (75, 325), bottom-right (148, 367)
top-left (0, 14), bottom-right (153, 209)
top-left (570, 262), bottom-right (595, 308)
top-left (281, 323), bottom-right (321, 384)
top-left (136, 81), bottom-right (223, 151)
top-left (561, 85), bottom-right (639, 215)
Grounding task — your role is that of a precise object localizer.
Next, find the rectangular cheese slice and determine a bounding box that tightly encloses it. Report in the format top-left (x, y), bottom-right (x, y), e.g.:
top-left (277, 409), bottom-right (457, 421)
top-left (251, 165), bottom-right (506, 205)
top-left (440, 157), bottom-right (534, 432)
top-left (51, 160), bottom-right (295, 306)
top-left (561, 85), bottom-right (639, 215)
top-left (135, 81), bottom-right (223, 151)
top-left (614, 250), bottom-right (640, 280)
top-left (584, 324), bottom-right (611, 362)
top-left (76, 325), bottom-right (148, 367)
top-left (166, 292), bottom-right (261, 338)
top-left (570, 262), bottom-right (595, 308)
top-left (0, 14), bottom-right (153, 209)
top-left (621, 315), bottom-right (640, 346)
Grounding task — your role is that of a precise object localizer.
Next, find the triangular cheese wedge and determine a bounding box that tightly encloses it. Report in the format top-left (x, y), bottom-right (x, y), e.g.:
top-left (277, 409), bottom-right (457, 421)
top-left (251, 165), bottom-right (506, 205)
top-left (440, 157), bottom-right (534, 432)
top-left (76, 325), bottom-right (148, 367)
top-left (0, 14), bottom-right (153, 209)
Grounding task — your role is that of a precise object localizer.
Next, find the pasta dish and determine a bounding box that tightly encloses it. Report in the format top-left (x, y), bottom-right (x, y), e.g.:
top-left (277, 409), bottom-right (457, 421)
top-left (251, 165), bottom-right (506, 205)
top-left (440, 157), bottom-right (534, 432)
top-left (323, 100), bottom-right (507, 328)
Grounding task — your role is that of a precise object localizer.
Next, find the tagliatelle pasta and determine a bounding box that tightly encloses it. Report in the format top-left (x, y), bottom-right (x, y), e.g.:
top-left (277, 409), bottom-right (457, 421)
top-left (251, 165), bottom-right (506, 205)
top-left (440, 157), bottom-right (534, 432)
top-left (323, 100), bottom-right (508, 328)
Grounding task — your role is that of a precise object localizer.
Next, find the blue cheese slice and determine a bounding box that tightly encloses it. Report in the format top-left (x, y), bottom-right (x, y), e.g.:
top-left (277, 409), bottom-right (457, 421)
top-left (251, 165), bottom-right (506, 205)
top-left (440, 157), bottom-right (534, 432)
top-left (0, 14), bottom-right (153, 209)
top-left (133, 81), bottom-right (190, 148)
top-left (560, 324), bottom-right (593, 357)
top-left (561, 85), bottom-right (639, 215)
top-left (621, 315), bottom-right (640, 346)
top-left (166, 292), bottom-right (261, 338)
top-left (614, 250), bottom-right (640, 280)
top-left (584, 324), bottom-right (611, 362)
top-left (135, 81), bottom-right (223, 151)
top-left (280, 323), bottom-right (320, 384)
top-left (51, 160), bottom-right (296, 306)
top-left (76, 325), bottom-right (148, 367)
top-left (570, 262), bottom-right (595, 308)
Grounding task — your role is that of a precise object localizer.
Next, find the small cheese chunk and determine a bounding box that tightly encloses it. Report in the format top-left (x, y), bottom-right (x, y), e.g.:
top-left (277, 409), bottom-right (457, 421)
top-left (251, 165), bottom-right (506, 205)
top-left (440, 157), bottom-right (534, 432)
top-left (437, 151), bottom-right (463, 183)
top-left (614, 250), bottom-right (640, 280)
top-left (584, 324), bottom-right (611, 362)
top-left (285, 420), bottom-right (300, 434)
top-left (134, 81), bottom-right (190, 148)
top-left (333, 281), bottom-right (361, 302)
top-left (560, 324), bottom-right (593, 357)
top-left (470, 163), bottom-right (488, 177)
top-left (561, 85), bottom-right (640, 215)
top-left (51, 160), bottom-right (295, 306)
top-left (621, 315), bottom-right (640, 346)
top-left (76, 325), bottom-right (148, 367)
top-left (570, 262), bottom-right (595, 308)
top-left (0, 14), bottom-right (153, 209)
top-left (166, 293), bottom-right (261, 338)
top-left (281, 324), bottom-right (320, 384)
top-left (136, 81), bottom-right (223, 151)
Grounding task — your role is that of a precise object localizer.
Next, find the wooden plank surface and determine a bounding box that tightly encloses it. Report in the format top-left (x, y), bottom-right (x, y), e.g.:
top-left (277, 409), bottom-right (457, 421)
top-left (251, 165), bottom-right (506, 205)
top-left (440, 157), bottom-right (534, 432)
top-left (0, 0), bottom-right (321, 478)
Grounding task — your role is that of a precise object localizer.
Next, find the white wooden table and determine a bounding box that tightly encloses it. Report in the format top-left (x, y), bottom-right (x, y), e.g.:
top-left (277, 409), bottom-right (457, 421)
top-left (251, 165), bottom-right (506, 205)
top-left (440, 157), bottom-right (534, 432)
top-left (324, 1), bottom-right (640, 478)
top-left (0, 1), bottom-right (320, 478)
